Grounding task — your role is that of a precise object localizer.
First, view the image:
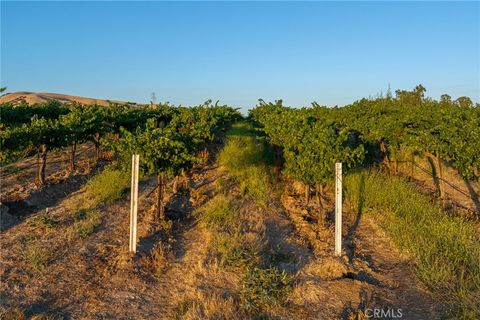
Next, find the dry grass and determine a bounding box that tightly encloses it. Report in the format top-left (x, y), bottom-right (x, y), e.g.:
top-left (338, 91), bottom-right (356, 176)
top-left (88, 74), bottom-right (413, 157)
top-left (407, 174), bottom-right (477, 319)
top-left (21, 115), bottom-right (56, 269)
top-left (0, 308), bottom-right (25, 320)
top-left (168, 253), bottom-right (244, 319)
top-left (172, 292), bottom-right (243, 320)
top-left (141, 242), bottom-right (169, 277)
top-left (301, 258), bottom-right (349, 280)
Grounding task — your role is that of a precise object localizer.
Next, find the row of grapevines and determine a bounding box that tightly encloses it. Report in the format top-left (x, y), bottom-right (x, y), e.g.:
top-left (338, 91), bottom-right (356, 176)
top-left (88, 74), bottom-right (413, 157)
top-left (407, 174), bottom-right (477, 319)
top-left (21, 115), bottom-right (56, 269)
top-left (338, 87), bottom-right (480, 184)
top-left (108, 101), bottom-right (242, 219)
top-left (1, 100), bottom-right (241, 197)
top-left (250, 85), bottom-right (479, 203)
top-left (250, 100), bottom-right (365, 204)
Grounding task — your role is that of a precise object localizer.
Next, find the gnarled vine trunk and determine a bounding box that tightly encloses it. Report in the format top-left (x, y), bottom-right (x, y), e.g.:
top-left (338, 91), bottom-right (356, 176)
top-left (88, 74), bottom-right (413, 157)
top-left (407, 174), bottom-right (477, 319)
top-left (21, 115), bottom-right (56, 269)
top-left (156, 174), bottom-right (166, 220)
top-left (425, 152), bottom-right (445, 201)
top-left (94, 133), bottom-right (101, 162)
top-left (273, 146), bottom-right (283, 169)
top-left (37, 144), bottom-right (48, 185)
top-left (315, 184), bottom-right (324, 210)
top-left (181, 169), bottom-right (190, 190)
top-left (379, 139), bottom-right (391, 172)
top-left (70, 141), bottom-right (77, 173)
top-left (173, 175), bottom-right (179, 194)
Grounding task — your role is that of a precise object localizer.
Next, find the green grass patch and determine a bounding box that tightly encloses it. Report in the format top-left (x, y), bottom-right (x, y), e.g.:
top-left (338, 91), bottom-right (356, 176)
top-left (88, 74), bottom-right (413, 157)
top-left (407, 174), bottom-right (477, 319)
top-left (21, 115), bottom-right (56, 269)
top-left (240, 266), bottom-right (293, 312)
top-left (344, 169), bottom-right (480, 318)
top-left (86, 165), bottom-right (129, 205)
top-left (200, 194), bottom-right (237, 229)
top-left (218, 123), bottom-right (271, 206)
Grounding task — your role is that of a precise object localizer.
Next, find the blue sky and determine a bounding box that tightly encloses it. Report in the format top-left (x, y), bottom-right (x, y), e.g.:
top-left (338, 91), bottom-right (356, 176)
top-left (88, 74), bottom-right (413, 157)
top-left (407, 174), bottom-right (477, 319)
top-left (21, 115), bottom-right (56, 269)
top-left (1, 1), bottom-right (479, 111)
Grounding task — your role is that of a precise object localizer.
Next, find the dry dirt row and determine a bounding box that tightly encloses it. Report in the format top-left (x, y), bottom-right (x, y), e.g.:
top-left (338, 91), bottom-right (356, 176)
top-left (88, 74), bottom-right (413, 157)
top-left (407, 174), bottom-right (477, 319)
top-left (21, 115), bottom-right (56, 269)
top-left (278, 182), bottom-right (442, 319)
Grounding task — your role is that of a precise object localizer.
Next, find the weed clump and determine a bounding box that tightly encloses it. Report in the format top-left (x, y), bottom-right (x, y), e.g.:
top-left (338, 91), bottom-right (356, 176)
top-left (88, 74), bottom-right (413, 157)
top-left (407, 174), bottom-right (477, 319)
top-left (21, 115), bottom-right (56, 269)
top-left (69, 209), bottom-right (101, 239)
top-left (86, 165), bottom-right (129, 204)
top-left (212, 232), bottom-right (258, 268)
top-left (200, 194), bottom-right (236, 229)
top-left (28, 211), bottom-right (58, 233)
top-left (240, 267), bottom-right (292, 312)
top-left (22, 240), bottom-right (50, 271)
top-left (142, 242), bottom-right (169, 277)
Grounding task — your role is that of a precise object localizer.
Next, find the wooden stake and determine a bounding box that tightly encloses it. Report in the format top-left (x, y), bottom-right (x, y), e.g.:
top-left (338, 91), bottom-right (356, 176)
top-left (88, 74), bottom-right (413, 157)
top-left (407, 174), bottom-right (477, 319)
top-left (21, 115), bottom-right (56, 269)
top-left (335, 162), bottom-right (342, 256)
top-left (129, 154), bottom-right (139, 253)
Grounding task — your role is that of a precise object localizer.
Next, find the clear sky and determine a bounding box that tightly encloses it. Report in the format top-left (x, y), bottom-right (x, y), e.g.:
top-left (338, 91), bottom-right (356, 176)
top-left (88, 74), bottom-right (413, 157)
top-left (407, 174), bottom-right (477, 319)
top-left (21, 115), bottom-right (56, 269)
top-left (1, 1), bottom-right (479, 112)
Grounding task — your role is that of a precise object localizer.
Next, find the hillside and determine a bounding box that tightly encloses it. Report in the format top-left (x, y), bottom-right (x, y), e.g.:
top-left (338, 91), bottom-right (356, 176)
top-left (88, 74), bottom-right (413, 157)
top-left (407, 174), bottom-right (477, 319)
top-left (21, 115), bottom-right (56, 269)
top-left (0, 92), bottom-right (131, 106)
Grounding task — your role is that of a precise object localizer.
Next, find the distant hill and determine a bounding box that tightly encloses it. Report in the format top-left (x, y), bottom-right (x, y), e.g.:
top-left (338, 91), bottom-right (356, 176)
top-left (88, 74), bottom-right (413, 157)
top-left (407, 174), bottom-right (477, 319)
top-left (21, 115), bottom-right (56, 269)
top-left (0, 91), bottom-right (134, 106)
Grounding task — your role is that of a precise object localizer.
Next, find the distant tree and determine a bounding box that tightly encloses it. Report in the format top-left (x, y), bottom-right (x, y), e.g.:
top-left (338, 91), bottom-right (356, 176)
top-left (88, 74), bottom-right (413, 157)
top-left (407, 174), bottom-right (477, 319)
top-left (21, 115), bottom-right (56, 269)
top-left (415, 84), bottom-right (426, 100)
top-left (456, 96), bottom-right (473, 108)
top-left (440, 94), bottom-right (452, 104)
top-left (395, 84), bottom-right (426, 105)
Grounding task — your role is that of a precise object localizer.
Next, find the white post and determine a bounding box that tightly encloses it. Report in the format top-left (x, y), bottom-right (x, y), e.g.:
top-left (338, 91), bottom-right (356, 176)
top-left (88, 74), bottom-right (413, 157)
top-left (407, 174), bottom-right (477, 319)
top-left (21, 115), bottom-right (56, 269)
top-left (335, 162), bottom-right (342, 256)
top-left (129, 154), bottom-right (139, 253)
